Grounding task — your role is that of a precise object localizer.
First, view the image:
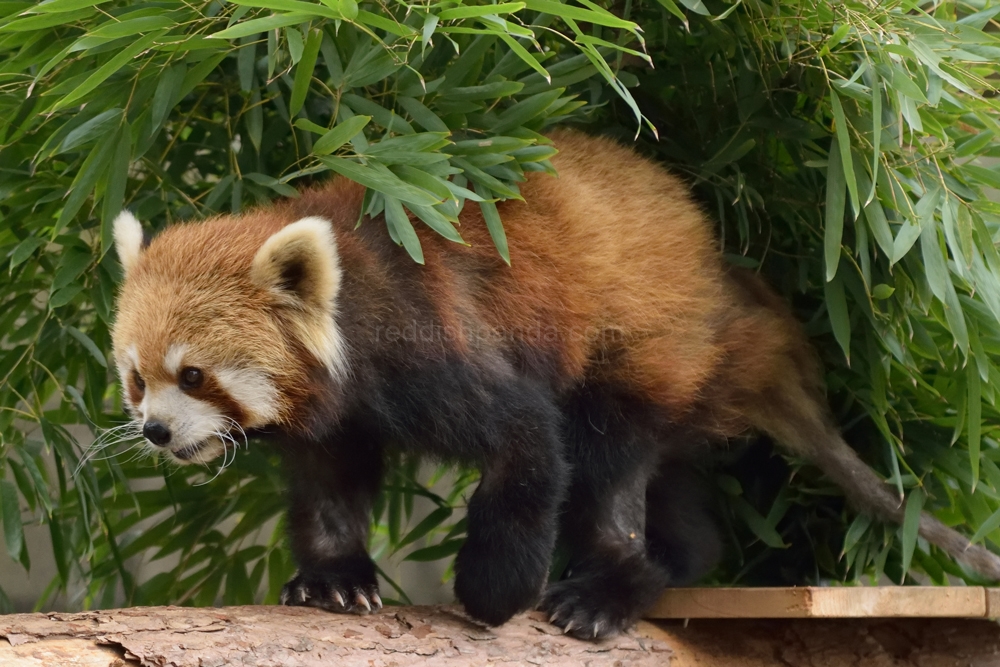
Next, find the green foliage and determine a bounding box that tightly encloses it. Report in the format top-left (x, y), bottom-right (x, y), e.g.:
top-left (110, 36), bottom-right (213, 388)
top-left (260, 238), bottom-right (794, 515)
top-left (2, 0), bottom-right (1000, 611)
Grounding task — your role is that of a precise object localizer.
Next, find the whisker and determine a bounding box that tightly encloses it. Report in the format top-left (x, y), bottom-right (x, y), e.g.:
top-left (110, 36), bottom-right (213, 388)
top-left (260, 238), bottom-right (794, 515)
top-left (219, 431), bottom-right (238, 470)
top-left (195, 432), bottom-right (230, 486)
top-left (122, 444), bottom-right (154, 466)
top-left (90, 440), bottom-right (146, 463)
top-left (222, 417), bottom-right (248, 452)
top-left (75, 421), bottom-right (144, 475)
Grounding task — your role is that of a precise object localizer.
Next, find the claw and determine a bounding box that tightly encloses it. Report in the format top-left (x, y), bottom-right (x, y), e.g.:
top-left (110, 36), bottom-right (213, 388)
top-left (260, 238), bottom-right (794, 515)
top-left (371, 592), bottom-right (383, 609)
top-left (332, 590), bottom-right (345, 607)
top-left (549, 612), bottom-right (560, 625)
top-left (563, 621), bottom-right (574, 634)
top-left (593, 622), bottom-right (601, 638)
top-left (297, 587), bottom-right (309, 603)
top-left (356, 593), bottom-right (372, 612)
top-left (279, 589), bottom-right (289, 605)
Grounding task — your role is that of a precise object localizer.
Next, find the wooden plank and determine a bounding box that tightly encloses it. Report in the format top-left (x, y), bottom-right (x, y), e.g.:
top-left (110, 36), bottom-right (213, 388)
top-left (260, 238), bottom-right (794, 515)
top-left (636, 618), bottom-right (1000, 667)
top-left (646, 587), bottom-right (990, 619)
top-left (987, 587), bottom-right (1000, 618)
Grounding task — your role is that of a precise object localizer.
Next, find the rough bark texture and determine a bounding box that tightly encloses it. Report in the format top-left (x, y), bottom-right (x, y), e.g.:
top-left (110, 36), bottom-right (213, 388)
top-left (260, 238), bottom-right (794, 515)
top-left (0, 605), bottom-right (670, 666)
top-left (3, 605), bottom-right (1000, 666)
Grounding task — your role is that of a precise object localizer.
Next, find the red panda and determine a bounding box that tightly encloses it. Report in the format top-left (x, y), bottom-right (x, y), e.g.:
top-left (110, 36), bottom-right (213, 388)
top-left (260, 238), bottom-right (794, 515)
top-left (111, 129), bottom-right (1000, 639)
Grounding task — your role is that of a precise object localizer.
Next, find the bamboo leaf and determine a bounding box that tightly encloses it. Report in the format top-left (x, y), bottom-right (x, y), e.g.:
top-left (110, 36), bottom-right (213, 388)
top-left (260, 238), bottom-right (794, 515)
top-left (438, 3), bottom-right (525, 20)
top-left (732, 496), bottom-right (786, 549)
top-left (407, 203), bottom-right (464, 243)
top-left (66, 325), bottom-right (107, 368)
top-left (675, 0), bottom-right (710, 15)
top-left (824, 273), bottom-right (851, 363)
top-left (395, 506), bottom-right (452, 551)
top-left (492, 89), bottom-right (564, 133)
top-left (54, 134), bottom-right (117, 235)
top-left (971, 506), bottom-right (1000, 545)
top-left (824, 140), bottom-right (846, 282)
top-left (238, 37), bottom-right (257, 93)
top-left (210, 13), bottom-right (313, 40)
top-left (397, 97), bottom-right (449, 133)
top-left (384, 195), bottom-right (424, 264)
top-left (0, 480), bottom-right (24, 562)
top-left (228, 0), bottom-right (349, 19)
top-left (53, 31), bottom-right (164, 111)
top-left (654, 0), bottom-right (687, 24)
top-left (829, 89), bottom-right (859, 218)
top-left (60, 108), bottom-right (122, 153)
top-left (522, 0), bottom-right (638, 29)
top-left (920, 219), bottom-right (949, 305)
top-left (285, 25), bottom-right (303, 64)
top-left (899, 488), bottom-right (925, 579)
top-left (246, 88), bottom-right (263, 152)
top-left (100, 127), bottom-right (131, 256)
top-left (969, 360), bottom-right (982, 491)
top-left (474, 182), bottom-right (509, 265)
top-left (289, 27), bottom-right (322, 116)
top-left (87, 15), bottom-right (173, 39)
top-left (867, 82), bottom-right (881, 206)
top-left (311, 116), bottom-right (370, 155)
top-left (404, 538), bottom-right (463, 562)
top-left (151, 64), bottom-right (186, 131)
top-left (495, 33), bottom-right (550, 85)
top-left (841, 514), bottom-right (871, 555)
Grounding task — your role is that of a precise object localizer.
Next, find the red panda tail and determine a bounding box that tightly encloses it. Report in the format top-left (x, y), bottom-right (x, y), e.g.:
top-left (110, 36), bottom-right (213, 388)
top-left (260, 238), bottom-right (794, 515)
top-left (720, 268), bottom-right (1000, 579)
top-left (814, 431), bottom-right (1000, 579)
top-left (756, 397), bottom-right (1000, 580)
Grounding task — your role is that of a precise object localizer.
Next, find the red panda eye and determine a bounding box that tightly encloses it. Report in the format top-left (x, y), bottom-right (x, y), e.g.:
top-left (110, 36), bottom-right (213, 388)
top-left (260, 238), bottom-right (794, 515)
top-left (180, 367), bottom-right (203, 390)
top-left (132, 370), bottom-right (145, 392)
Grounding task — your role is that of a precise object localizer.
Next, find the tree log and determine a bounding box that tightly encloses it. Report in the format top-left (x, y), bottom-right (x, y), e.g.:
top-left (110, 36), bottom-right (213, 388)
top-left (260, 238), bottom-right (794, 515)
top-left (0, 605), bottom-right (670, 666)
top-left (3, 604), bottom-right (1000, 666)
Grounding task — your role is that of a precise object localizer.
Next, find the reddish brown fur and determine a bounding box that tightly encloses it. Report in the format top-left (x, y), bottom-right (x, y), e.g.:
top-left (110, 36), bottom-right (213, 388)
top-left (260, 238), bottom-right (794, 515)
top-left (345, 130), bottom-right (811, 442)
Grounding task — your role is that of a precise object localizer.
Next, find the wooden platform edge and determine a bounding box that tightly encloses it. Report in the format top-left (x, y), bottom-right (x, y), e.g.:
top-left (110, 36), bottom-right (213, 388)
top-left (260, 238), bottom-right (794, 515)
top-left (646, 586), bottom-right (1000, 619)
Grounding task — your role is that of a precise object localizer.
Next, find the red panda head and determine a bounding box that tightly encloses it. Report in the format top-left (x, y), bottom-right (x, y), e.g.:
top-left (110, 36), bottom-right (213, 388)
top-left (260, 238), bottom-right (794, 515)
top-left (110, 210), bottom-right (347, 465)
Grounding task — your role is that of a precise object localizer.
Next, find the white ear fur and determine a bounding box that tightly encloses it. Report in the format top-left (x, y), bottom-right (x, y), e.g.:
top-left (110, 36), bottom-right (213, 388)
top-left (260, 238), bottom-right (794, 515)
top-left (113, 211), bottom-right (144, 276)
top-left (251, 216), bottom-right (347, 377)
top-left (251, 216), bottom-right (341, 309)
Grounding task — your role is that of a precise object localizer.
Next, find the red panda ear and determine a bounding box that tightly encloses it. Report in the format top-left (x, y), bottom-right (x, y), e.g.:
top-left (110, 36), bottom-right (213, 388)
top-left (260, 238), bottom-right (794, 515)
top-left (250, 216), bottom-right (341, 314)
top-left (251, 217), bottom-right (346, 375)
top-left (113, 211), bottom-right (145, 276)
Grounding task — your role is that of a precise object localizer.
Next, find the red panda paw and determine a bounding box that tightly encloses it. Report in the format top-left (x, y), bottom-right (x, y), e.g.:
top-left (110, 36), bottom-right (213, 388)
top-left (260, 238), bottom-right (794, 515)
top-left (538, 556), bottom-right (668, 641)
top-left (280, 562), bottom-right (382, 615)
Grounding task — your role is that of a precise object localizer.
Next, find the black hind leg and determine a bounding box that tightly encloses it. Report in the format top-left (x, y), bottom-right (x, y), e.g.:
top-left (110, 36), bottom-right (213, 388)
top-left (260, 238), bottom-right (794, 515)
top-left (540, 385), bottom-right (671, 639)
top-left (645, 460), bottom-right (722, 585)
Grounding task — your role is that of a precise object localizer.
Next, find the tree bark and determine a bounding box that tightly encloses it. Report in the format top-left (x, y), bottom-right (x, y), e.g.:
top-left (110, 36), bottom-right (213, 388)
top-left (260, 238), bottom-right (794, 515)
top-left (0, 605), bottom-right (671, 666)
top-left (3, 604), bottom-right (1000, 666)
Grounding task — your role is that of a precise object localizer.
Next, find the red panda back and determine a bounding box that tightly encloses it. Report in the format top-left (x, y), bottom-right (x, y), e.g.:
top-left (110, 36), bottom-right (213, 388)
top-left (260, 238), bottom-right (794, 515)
top-left (442, 130), bottom-right (769, 421)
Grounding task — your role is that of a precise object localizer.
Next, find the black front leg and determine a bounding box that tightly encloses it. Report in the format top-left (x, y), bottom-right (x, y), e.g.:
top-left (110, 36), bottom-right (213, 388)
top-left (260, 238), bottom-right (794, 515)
top-left (452, 380), bottom-right (569, 627)
top-left (278, 420), bottom-right (384, 615)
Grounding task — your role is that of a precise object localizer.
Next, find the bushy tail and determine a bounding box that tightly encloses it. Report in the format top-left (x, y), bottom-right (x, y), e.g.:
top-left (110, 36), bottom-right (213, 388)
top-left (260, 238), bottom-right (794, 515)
top-left (756, 395), bottom-right (1000, 580)
top-left (811, 431), bottom-right (1000, 580)
top-left (723, 267), bottom-right (1000, 579)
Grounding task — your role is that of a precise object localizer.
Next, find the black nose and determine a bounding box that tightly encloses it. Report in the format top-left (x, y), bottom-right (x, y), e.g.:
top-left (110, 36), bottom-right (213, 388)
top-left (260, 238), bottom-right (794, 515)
top-left (143, 421), bottom-right (171, 446)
